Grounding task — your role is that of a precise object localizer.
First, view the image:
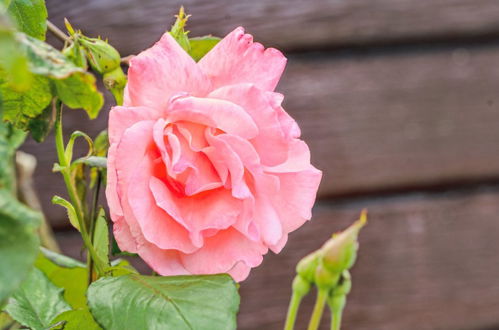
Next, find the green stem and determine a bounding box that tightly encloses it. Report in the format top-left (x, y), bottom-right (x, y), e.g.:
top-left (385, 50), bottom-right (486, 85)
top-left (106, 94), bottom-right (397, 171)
top-left (284, 292), bottom-right (302, 330)
top-left (87, 172), bottom-right (102, 284)
top-left (54, 103), bottom-right (103, 276)
top-left (329, 295), bottom-right (346, 330)
top-left (307, 289), bottom-right (328, 330)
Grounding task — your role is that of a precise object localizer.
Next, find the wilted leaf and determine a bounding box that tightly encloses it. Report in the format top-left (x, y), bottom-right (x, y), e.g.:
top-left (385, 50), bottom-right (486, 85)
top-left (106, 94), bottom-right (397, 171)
top-left (0, 74), bottom-right (52, 127)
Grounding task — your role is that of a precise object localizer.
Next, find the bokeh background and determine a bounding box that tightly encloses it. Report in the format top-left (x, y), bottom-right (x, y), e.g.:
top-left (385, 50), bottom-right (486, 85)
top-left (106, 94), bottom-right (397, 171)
top-left (21, 0), bottom-right (499, 329)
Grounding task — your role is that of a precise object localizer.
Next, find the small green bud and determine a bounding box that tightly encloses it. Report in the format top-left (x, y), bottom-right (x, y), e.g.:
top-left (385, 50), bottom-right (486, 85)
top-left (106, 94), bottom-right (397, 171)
top-left (169, 6), bottom-right (191, 52)
top-left (103, 66), bottom-right (127, 106)
top-left (321, 210), bottom-right (367, 274)
top-left (79, 36), bottom-right (121, 74)
top-left (62, 41), bottom-right (87, 69)
top-left (314, 263), bottom-right (340, 290)
top-left (292, 275), bottom-right (311, 298)
top-left (296, 250), bottom-right (320, 283)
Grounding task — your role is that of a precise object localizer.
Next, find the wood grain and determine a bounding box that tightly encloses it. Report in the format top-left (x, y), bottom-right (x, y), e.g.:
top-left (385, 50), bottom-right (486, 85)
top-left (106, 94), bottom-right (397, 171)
top-left (55, 186), bottom-right (499, 330)
top-left (23, 42), bottom-right (499, 225)
top-left (45, 0), bottom-right (499, 54)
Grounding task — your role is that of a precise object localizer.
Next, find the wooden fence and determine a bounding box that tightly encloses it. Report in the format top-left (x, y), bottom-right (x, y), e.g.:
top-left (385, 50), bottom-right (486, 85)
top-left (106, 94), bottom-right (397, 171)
top-left (20, 1), bottom-right (499, 328)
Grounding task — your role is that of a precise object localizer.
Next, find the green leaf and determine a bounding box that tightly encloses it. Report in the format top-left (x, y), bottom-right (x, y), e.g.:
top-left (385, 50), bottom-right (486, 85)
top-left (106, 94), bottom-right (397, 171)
top-left (4, 268), bottom-right (71, 330)
top-left (17, 32), bottom-right (81, 79)
top-left (54, 72), bottom-right (104, 119)
top-left (39, 246), bottom-right (85, 268)
top-left (16, 33), bottom-right (104, 119)
top-left (0, 121), bottom-right (26, 191)
top-left (51, 195), bottom-right (80, 231)
top-left (35, 250), bottom-right (87, 309)
top-left (0, 10), bottom-right (31, 90)
top-left (6, 0), bottom-right (47, 40)
top-left (188, 36), bottom-right (220, 62)
top-left (93, 208), bottom-right (109, 267)
top-left (0, 74), bottom-right (52, 128)
top-left (50, 308), bottom-right (101, 330)
top-left (106, 258), bottom-right (138, 277)
top-left (87, 274), bottom-right (239, 330)
top-left (27, 102), bottom-right (52, 142)
top-left (74, 155), bottom-right (107, 168)
top-left (0, 188), bottom-right (41, 302)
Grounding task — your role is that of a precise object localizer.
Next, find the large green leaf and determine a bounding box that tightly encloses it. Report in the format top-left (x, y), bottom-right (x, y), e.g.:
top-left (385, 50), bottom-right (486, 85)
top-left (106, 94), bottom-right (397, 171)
top-left (0, 188), bottom-right (41, 303)
top-left (35, 250), bottom-right (87, 309)
top-left (4, 268), bottom-right (71, 330)
top-left (87, 274), bottom-right (239, 330)
top-left (188, 36), bottom-right (220, 62)
top-left (6, 0), bottom-right (47, 40)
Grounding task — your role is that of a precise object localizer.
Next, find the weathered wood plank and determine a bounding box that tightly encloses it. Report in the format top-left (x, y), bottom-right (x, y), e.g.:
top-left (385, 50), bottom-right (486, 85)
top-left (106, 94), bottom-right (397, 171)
top-left (46, 0), bottom-right (499, 54)
top-left (21, 42), bottom-right (499, 225)
top-left (55, 186), bottom-right (499, 329)
top-left (237, 187), bottom-right (499, 330)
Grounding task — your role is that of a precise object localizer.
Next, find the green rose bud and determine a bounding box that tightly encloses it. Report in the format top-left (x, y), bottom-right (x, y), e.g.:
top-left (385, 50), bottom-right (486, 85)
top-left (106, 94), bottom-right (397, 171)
top-left (314, 263), bottom-right (340, 290)
top-left (321, 210), bottom-right (367, 274)
top-left (296, 250), bottom-right (320, 283)
top-left (169, 6), bottom-right (191, 52)
top-left (292, 275), bottom-right (311, 298)
top-left (103, 66), bottom-right (127, 106)
top-left (79, 36), bottom-right (121, 74)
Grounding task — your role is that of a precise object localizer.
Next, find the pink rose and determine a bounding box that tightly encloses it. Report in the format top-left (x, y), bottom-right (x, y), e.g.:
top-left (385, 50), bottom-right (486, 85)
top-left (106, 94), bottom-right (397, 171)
top-left (106, 27), bottom-right (322, 281)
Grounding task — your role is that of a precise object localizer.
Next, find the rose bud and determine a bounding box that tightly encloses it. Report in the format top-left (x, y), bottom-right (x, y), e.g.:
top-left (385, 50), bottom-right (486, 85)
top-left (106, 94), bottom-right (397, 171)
top-left (321, 210), bottom-right (367, 274)
top-left (292, 275), bottom-right (311, 298)
top-left (314, 263), bottom-right (340, 290)
top-left (79, 36), bottom-right (121, 74)
top-left (103, 66), bottom-right (127, 105)
top-left (296, 250), bottom-right (320, 283)
top-left (62, 41), bottom-right (88, 69)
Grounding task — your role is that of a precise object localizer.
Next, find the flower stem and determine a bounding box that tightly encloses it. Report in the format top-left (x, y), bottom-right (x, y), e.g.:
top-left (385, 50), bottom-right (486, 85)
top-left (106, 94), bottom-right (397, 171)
top-left (54, 102), bottom-right (103, 277)
top-left (307, 289), bottom-right (328, 330)
top-left (284, 292), bottom-right (302, 330)
top-left (47, 20), bottom-right (71, 44)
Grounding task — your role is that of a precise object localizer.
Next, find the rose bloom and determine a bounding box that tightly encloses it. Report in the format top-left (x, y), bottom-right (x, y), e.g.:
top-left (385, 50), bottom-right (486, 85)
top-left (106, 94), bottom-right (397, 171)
top-left (106, 27), bottom-right (322, 281)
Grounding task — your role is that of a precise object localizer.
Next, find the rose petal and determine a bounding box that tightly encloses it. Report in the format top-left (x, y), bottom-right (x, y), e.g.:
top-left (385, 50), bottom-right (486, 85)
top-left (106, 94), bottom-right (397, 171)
top-left (168, 95), bottom-right (259, 139)
top-left (209, 83), bottom-right (290, 166)
top-left (199, 27), bottom-right (286, 92)
top-left (180, 228), bottom-right (268, 281)
top-left (125, 32), bottom-right (211, 109)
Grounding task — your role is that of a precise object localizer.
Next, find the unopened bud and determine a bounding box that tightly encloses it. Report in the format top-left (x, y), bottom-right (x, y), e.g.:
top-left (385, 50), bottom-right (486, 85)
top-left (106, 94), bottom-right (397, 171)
top-left (314, 263), bottom-right (340, 290)
top-left (321, 210), bottom-right (367, 274)
top-left (296, 250), bottom-right (320, 283)
top-left (292, 275), bottom-right (311, 298)
top-left (103, 67), bottom-right (127, 106)
top-left (79, 36), bottom-right (121, 74)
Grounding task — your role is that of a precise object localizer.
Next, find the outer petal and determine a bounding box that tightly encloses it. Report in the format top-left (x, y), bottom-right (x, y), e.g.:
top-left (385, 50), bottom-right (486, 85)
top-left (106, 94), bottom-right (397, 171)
top-left (198, 27), bottom-right (287, 92)
top-left (180, 228), bottom-right (268, 282)
top-left (138, 244), bottom-right (190, 276)
top-left (125, 32), bottom-right (211, 109)
top-left (108, 105), bottom-right (159, 144)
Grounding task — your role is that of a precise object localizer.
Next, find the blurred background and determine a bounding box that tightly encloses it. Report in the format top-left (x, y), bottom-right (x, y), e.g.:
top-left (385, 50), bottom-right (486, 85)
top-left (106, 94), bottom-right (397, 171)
top-left (21, 0), bottom-right (499, 329)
